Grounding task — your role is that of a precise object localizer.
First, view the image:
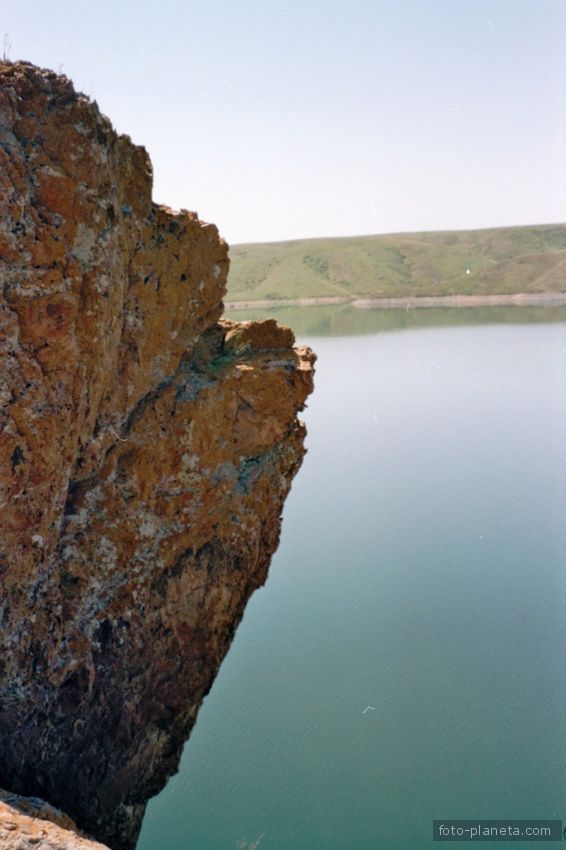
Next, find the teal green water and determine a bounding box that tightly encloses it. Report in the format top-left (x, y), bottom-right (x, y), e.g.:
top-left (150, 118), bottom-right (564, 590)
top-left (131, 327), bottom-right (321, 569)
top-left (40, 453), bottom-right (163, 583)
top-left (138, 310), bottom-right (566, 850)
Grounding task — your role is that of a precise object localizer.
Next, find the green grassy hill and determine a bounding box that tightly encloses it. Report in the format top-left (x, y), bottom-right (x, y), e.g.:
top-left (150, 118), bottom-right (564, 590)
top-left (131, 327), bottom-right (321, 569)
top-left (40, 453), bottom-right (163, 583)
top-left (226, 224), bottom-right (566, 302)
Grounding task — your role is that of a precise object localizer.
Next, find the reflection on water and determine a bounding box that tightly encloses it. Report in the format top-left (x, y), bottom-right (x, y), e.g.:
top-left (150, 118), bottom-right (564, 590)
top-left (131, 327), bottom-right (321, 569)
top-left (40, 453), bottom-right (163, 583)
top-left (224, 303), bottom-right (566, 338)
top-left (138, 310), bottom-right (566, 850)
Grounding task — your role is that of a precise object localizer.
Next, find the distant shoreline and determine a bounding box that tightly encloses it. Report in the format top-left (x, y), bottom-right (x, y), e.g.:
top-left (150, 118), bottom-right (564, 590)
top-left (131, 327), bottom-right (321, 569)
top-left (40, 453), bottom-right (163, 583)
top-left (225, 292), bottom-right (566, 311)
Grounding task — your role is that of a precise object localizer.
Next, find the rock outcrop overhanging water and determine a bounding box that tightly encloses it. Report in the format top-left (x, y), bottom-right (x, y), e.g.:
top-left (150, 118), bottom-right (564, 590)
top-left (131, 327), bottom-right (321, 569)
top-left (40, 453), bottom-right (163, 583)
top-left (0, 61), bottom-right (315, 850)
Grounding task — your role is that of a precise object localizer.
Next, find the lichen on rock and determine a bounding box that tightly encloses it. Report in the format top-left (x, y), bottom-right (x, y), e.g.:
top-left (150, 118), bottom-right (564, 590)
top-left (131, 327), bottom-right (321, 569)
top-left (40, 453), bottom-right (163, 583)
top-left (0, 61), bottom-right (315, 850)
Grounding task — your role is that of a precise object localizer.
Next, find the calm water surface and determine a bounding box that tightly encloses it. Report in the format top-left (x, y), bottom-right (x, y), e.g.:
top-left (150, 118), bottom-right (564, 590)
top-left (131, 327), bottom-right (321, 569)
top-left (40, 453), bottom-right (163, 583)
top-left (139, 309), bottom-right (566, 850)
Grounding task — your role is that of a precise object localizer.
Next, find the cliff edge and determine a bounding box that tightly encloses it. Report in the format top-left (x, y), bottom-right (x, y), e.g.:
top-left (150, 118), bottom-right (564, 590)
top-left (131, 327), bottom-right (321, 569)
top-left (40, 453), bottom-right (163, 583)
top-left (0, 788), bottom-right (109, 849)
top-left (0, 62), bottom-right (315, 850)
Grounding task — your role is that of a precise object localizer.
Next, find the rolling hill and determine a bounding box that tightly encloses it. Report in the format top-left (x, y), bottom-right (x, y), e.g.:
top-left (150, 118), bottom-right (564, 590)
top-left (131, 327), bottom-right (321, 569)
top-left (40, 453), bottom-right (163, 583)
top-left (226, 224), bottom-right (566, 304)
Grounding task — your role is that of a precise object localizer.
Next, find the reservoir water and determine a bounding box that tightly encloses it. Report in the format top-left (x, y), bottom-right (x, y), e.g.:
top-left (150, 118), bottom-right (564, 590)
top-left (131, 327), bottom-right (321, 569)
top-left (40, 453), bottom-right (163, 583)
top-left (138, 307), bottom-right (566, 850)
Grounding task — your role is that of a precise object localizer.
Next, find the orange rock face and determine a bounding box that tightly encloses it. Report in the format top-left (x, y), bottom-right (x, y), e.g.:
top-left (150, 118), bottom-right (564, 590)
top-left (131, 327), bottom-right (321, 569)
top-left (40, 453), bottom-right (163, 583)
top-left (0, 62), bottom-right (315, 850)
top-left (0, 788), bottom-right (109, 850)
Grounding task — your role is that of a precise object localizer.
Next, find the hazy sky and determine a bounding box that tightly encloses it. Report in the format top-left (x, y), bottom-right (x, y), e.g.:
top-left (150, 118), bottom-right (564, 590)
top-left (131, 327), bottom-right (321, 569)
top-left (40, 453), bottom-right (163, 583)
top-left (1, 0), bottom-right (565, 244)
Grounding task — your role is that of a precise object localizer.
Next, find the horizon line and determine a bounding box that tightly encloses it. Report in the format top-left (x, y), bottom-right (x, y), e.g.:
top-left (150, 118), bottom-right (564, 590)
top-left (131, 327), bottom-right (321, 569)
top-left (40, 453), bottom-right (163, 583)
top-left (230, 221), bottom-right (566, 249)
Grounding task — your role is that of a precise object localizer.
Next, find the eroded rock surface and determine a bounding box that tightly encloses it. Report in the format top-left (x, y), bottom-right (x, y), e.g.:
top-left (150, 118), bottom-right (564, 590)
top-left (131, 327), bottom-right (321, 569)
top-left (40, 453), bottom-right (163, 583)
top-left (0, 62), bottom-right (315, 850)
top-left (0, 789), bottom-right (109, 850)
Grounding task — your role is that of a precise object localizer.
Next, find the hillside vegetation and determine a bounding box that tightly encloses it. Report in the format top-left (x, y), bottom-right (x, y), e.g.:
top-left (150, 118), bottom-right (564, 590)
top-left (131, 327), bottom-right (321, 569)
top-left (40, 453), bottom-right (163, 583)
top-left (226, 224), bottom-right (566, 302)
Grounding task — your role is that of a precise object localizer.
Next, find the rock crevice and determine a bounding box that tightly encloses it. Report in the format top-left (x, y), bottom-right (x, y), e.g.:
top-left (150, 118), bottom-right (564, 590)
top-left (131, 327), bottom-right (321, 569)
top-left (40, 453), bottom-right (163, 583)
top-left (0, 62), bottom-right (315, 850)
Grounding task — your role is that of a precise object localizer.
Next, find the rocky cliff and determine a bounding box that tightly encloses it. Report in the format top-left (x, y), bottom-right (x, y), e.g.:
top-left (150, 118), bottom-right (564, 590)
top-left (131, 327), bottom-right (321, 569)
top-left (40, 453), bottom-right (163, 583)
top-left (0, 788), bottom-right (109, 850)
top-left (0, 62), bottom-right (315, 850)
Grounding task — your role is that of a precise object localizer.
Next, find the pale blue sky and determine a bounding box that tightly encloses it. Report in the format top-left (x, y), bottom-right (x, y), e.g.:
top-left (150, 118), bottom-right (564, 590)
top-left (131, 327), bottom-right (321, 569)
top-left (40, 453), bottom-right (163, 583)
top-left (1, 0), bottom-right (565, 243)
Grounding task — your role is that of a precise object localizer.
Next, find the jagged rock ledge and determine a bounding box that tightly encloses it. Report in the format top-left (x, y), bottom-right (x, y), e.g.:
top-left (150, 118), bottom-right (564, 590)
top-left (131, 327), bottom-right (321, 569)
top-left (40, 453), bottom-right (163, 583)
top-left (0, 61), bottom-right (315, 850)
top-left (0, 788), bottom-right (109, 849)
